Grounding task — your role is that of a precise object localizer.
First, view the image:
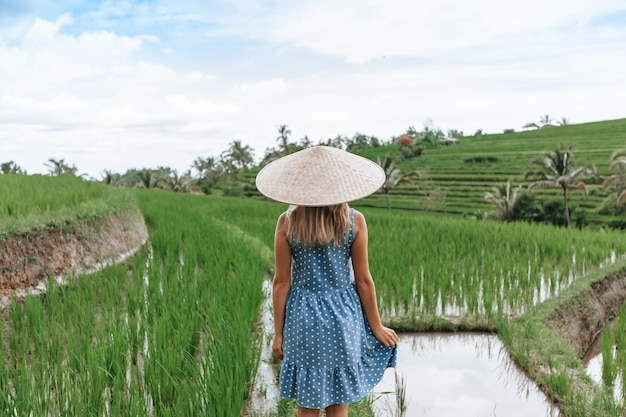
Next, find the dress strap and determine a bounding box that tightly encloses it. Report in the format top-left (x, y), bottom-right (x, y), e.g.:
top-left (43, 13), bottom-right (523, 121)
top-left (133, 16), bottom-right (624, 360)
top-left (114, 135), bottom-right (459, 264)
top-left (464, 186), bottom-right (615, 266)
top-left (348, 208), bottom-right (355, 243)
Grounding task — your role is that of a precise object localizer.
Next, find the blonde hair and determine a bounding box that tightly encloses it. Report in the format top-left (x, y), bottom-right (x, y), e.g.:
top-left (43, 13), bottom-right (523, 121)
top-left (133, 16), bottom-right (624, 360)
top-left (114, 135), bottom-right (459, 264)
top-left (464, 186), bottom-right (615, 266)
top-left (288, 204), bottom-right (350, 247)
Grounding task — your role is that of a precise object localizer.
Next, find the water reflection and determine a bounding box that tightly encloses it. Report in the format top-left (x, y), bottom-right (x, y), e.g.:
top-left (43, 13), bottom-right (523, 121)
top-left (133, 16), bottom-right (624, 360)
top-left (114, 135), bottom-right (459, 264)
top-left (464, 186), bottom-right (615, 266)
top-left (245, 279), bottom-right (280, 415)
top-left (582, 327), bottom-right (623, 402)
top-left (372, 333), bottom-right (561, 417)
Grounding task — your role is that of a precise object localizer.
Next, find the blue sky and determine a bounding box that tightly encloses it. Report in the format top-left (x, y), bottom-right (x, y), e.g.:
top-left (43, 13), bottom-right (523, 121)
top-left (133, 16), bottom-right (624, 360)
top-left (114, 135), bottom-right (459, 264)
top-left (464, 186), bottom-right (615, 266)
top-left (1, 0), bottom-right (625, 178)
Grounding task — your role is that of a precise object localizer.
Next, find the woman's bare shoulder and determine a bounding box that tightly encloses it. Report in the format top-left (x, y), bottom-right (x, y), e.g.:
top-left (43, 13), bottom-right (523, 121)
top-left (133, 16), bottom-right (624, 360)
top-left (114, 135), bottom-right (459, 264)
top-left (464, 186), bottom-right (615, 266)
top-left (275, 211), bottom-right (289, 233)
top-left (353, 209), bottom-right (367, 220)
top-left (352, 209), bottom-right (367, 231)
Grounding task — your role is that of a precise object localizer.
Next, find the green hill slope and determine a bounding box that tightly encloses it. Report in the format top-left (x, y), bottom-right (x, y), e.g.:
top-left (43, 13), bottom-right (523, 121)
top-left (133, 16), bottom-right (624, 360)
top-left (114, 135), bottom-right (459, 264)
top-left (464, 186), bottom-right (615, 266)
top-left (354, 118), bottom-right (626, 223)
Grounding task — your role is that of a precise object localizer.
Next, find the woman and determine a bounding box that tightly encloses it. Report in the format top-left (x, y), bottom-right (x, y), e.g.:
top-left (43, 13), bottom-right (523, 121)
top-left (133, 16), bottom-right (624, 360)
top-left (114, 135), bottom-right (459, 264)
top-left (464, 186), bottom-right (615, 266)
top-left (256, 146), bottom-right (398, 417)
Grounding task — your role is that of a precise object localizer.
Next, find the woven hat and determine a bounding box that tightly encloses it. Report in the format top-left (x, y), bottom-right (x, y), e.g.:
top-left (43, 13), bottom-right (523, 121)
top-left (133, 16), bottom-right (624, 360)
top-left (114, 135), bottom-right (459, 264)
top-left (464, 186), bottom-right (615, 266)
top-left (255, 146), bottom-right (385, 206)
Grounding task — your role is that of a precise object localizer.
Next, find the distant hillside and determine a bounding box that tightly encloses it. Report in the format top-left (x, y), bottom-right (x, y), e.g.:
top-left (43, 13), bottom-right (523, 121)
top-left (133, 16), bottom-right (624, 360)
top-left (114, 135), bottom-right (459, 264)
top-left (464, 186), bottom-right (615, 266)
top-left (354, 118), bottom-right (626, 224)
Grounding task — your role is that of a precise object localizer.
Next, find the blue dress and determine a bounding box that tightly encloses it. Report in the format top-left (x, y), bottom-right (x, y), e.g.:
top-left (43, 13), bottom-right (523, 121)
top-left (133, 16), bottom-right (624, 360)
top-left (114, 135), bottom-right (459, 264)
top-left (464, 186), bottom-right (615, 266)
top-left (279, 208), bottom-right (397, 408)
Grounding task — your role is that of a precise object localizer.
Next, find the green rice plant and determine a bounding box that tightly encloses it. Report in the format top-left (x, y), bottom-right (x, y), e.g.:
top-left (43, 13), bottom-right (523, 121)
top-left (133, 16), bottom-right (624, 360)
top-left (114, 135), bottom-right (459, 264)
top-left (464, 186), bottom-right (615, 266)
top-left (613, 306), bottom-right (626, 407)
top-left (351, 118), bottom-right (626, 221)
top-left (358, 208), bottom-right (626, 323)
top-left (0, 317), bottom-right (13, 415)
top-left (1, 190), bottom-right (270, 415)
top-left (134, 190), bottom-right (267, 415)
top-left (394, 370), bottom-right (408, 417)
top-left (600, 327), bottom-right (618, 390)
top-left (5, 174), bottom-right (626, 415)
top-left (0, 175), bottom-right (134, 237)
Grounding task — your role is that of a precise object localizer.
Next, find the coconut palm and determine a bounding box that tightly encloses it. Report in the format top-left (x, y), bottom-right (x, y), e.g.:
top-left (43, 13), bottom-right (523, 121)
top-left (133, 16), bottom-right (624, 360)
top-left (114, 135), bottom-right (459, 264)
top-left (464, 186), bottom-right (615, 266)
top-left (45, 158), bottom-right (77, 176)
top-left (484, 181), bottom-right (524, 222)
top-left (524, 145), bottom-right (596, 227)
top-left (193, 156), bottom-right (218, 178)
top-left (136, 169), bottom-right (166, 189)
top-left (222, 140), bottom-right (255, 170)
top-left (162, 170), bottom-right (197, 192)
top-left (602, 149), bottom-right (626, 208)
top-left (1, 161), bottom-right (24, 174)
top-left (298, 135), bottom-right (313, 149)
top-left (276, 124), bottom-right (292, 153)
top-left (539, 114), bottom-right (552, 126)
top-left (377, 155), bottom-right (420, 211)
top-left (100, 170), bottom-right (124, 186)
top-left (345, 134), bottom-right (374, 153)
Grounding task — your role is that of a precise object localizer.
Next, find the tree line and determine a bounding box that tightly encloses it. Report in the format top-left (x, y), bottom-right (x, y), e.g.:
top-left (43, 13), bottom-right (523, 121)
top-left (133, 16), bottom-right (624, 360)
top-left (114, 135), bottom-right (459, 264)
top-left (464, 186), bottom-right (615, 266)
top-left (483, 146), bottom-right (626, 228)
top-left (3, 121), bottom-right (626, 229)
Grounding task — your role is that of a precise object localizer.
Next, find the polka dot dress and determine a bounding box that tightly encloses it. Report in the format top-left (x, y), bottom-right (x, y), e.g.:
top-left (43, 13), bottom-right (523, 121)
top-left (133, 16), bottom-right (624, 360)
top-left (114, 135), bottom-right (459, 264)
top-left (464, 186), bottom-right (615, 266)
top-left (280, 209), bottom-right (397, 409)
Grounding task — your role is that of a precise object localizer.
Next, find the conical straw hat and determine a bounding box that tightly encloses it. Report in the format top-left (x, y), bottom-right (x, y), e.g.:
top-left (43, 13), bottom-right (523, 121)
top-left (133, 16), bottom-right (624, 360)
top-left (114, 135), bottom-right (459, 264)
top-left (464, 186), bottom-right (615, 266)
top-left (255, 146), bottom-right (385, 206)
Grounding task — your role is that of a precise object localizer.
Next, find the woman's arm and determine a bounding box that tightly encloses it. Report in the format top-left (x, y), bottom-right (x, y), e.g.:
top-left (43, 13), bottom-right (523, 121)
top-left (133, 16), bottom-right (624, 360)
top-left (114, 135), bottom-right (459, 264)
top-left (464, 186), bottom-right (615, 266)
top-left (351, 210), bottom-right (398, 348)
top-left (272, 212), bottom-right (292, 360)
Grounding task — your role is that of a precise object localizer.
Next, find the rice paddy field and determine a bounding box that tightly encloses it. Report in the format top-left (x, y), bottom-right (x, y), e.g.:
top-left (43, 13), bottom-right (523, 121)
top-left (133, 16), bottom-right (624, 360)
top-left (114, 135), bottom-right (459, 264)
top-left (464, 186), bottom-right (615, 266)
top-left (1, 190), bottom-right (271, 416)
top-left (366, 117), bottom-right (626, 220)
top-left (0, 174), bottom-right (134, 237)
top-left (251, 118), bottom-right (626, 223)
top-left (2, 118), bottom-right (626, 416)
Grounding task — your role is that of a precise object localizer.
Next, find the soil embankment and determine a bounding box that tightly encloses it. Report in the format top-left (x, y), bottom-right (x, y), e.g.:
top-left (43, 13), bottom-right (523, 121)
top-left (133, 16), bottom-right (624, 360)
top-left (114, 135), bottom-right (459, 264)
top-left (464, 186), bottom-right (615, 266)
top-left (544, 270), bottom-right (626, 359)
top-left (0, 206), bottom-right (147, 308)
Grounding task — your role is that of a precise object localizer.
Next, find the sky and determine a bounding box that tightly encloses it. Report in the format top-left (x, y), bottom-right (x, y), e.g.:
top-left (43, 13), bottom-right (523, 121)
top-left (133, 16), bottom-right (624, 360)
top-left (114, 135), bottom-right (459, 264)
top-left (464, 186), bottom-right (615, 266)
top-left (1, 0), bottom-right (625, 179)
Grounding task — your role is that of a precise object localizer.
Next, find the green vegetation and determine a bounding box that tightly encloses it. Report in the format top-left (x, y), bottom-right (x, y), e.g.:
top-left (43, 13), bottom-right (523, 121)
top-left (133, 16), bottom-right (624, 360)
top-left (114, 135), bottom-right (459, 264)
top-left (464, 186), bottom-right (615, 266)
top-left (593, 302), bottom-right (626, 403)
top-left (360, 208), bottom-right (626, 325)
top-left (354, 118), bottom-right (626, 225)
top-left (498, 261), bottom-right (626, 416)
top-left (0, 191), bottom-right (269, 416)
top-left (0, 174), bottom-right (134, 237)
top-left (8, 118), bottom-right (626, 228)
top-left (603, 148), bottom-right (626, 209)
top-left (3, 118), bottom-right (626, 416)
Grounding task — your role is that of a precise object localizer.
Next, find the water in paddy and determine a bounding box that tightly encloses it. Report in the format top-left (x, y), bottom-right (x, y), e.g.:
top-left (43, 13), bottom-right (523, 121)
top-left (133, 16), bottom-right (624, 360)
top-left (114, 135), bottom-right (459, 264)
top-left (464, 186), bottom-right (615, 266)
top-left (371, 333), bottom-right (562, 417)
top-left (582, 327), bottom-right (624, 403)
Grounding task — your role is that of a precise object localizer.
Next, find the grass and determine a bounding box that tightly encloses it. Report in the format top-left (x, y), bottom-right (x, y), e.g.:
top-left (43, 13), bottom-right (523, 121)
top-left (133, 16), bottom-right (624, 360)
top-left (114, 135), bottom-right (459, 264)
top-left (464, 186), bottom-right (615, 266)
top-left (0, 174), bottom-right (134, 237)
top-left (244, 118), bottom-right (626, 224)
top-left (359, 207), bottom-right (626, 324)
top-left (497, 258), bottom-right (626, 416)
top-left (4, 115), bottom-right (626, 416)
top-left (0, 191), bottom-right (268, 416)
top-left (358, 119), bottom-right (626, 221)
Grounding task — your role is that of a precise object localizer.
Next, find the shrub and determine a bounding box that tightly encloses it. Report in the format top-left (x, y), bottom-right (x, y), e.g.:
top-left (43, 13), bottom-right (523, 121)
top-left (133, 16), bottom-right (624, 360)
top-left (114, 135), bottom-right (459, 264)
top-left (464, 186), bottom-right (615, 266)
top-left (464, 156), bottom-right (499, 163)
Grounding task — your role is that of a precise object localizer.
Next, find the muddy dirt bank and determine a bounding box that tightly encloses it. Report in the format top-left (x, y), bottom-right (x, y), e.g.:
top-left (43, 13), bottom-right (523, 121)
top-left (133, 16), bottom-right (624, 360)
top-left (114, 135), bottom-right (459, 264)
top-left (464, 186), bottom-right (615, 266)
top-left (544, 270), bottom-right (626, 359)
top-left (0, 206), bottom-right (148, 307)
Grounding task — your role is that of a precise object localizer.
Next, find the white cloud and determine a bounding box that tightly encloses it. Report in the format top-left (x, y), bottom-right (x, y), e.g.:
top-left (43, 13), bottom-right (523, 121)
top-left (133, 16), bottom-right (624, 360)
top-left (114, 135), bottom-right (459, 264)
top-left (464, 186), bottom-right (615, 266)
top-left (0, 14), bottom-right (233, 176)
top-left (215, 0), bottom-right (626, 63)
top-left (1, 1), bottom-right (625, 177)
top-left (230, 78), bottom-right (289, 102)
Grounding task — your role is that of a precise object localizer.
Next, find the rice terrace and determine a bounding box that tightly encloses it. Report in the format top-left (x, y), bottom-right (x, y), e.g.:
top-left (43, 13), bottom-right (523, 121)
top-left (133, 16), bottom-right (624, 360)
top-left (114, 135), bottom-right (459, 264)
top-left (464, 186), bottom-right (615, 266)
top-left (2, 117), bottom-right (626, 416)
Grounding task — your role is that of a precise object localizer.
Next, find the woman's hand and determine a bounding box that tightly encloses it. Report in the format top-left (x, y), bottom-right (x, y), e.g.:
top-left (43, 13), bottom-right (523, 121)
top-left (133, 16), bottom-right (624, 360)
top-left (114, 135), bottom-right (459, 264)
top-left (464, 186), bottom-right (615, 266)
top-left (371, 325), bottom-right (398, 347)
top-left (272, 334), bottom-right (284, 360)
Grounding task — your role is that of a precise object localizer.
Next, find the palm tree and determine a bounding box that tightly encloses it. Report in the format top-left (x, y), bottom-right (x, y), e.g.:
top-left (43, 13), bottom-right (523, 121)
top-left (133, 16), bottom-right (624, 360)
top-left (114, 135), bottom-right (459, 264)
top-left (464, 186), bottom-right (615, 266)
top-left (100, 170), bottom-right (124, 186)
top-left (1, 161), bottom-right (24, 174)
top-left (484, 181), bottom-right (523, 222)
top-left (377, 155), bottom-right (420, 210)
top-left (162, 170), bottom-right (197, 192)
top-left (45, 158), bottom-right (77, 176)
top-left (193, 156), bottom-right (218, 178)
top-left (136, 169), bottom-right (166, 189)
top-left (329, 135), bottom-right (345, 149)
top-left (276, 124), bottom-right (292, 153)
top-left (345, 134), bottom-right (372, 153)
top-left (222, 140), bottom-right (254, 170)
top-left (539, 114), bottom-right (552, 126)
top-left (602, 149), bottom-right (626, 208)
top-left (524, 145), bottom-right (596, 227)
top-left (298, 135), bottom-right (313, 149)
